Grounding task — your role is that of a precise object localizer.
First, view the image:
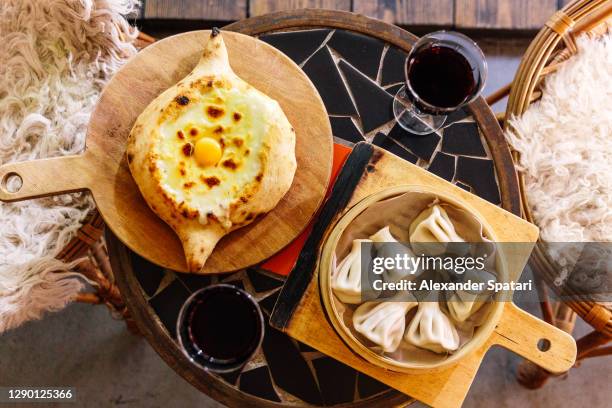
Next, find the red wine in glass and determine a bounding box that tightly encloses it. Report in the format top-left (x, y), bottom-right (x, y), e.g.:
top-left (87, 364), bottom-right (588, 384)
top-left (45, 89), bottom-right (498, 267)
top-left (177, 284), bottom-right (264, 373)
top-left (393, 31), bottom-right (487, 134)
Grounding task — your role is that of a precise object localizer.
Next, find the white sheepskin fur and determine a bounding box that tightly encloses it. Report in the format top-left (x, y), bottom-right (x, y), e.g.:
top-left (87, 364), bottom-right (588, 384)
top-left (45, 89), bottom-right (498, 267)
top-left (507, 34), bottom-right (612, 244)
top-left (0, 0), bottom-right (139, 332)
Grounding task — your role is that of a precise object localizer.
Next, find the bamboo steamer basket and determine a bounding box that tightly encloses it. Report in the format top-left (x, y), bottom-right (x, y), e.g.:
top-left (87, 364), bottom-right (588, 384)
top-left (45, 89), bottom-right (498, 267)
top-left (503, 0), bottom-right (612, 337)
top-left (319, 185), bottom-right (508, 372)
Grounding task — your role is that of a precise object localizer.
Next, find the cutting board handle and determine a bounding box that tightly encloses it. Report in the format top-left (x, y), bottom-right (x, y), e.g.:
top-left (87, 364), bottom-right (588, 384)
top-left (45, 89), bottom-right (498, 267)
top-left (0, 154), bottom-right (93, 202)
top-left (493, 303), bottom-right (576, 374)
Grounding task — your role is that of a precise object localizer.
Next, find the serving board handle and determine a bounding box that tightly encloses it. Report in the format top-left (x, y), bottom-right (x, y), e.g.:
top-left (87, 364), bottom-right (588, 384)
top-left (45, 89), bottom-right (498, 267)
top-left (493, 303), bottom-right (576, 374)
top-left (0, 154), bottom-right (93, 202)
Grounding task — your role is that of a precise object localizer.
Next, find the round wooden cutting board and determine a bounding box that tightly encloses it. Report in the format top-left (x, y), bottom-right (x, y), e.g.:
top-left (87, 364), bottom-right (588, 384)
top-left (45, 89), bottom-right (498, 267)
top-left (0, 30), bottom-right (333, 273)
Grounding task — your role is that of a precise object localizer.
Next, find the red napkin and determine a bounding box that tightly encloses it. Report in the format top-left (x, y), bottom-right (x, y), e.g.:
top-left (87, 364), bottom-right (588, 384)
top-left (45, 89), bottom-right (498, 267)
top-left (261, 143), bottom-right (352, 276)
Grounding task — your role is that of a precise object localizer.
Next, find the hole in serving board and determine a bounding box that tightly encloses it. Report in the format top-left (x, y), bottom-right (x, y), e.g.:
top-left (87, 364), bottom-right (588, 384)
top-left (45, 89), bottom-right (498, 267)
top-left (537, 338), bottom-right (551, 352)
top-left (1, 172), bottom-right (22, 193)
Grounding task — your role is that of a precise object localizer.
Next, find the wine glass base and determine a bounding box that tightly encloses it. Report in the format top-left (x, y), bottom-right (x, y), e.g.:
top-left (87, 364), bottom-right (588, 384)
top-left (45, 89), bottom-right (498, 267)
top-left (393, 86), bottom-right (447, 135)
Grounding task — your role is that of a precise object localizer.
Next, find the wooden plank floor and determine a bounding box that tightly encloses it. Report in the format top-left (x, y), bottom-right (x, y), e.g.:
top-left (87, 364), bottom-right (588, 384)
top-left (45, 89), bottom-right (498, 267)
top-left (250, 0), bottom-right (351, 16)
top-left (139, 0), bottom-right (574, 30)
top-left (455, 0), bottom-right (558, 29)
top-left (352, 0), bottom-right (454, 26)
top-left (144, 0), bottom-right (247, 21)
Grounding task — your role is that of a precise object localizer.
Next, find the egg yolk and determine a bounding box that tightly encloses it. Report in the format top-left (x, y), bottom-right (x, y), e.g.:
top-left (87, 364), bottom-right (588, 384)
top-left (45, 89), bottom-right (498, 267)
top-left (194, 137), bottom-right (222, 167)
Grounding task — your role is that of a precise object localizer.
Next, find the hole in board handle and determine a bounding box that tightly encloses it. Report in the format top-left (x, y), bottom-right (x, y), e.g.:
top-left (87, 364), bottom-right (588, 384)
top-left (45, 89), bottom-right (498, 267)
top-left (1, 172), bottom-right (23, 193)
top-left (537, 338), bottom-right (551, 352)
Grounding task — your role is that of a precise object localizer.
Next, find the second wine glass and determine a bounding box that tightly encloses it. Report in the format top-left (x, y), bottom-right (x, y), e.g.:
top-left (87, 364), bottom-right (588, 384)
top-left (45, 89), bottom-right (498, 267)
top-left (393, 31), bottom-right (487, 135)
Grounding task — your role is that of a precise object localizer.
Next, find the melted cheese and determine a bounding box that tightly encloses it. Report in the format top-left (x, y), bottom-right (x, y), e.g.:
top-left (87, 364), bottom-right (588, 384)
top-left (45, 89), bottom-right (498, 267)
top-left (156, 83), bottom-right (278, 226)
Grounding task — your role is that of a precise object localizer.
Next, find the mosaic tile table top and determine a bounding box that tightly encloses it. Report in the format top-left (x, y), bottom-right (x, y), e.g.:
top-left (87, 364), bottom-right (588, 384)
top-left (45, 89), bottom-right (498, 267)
top-left (261, 28), bottom-right (501, 205)
top-left (110, 25), bottom-right (513, 407)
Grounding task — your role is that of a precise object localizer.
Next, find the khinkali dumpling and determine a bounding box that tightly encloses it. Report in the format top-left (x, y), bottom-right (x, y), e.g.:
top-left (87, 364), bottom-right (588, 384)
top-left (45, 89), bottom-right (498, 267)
top-left (369, 225), bottom-right (397, 242)
top-left (404, 301), bottom-right (460, 353)
top-left (447, 269), bottom-right (496, 322)
top-left (353, 298), bottom-right (418, 352)
top-left (369, 226), bottom-right (422, 283)
top-left (332, 239), bottom-right (378, 304)
top-left (409, 204), bottom-right (465, 256)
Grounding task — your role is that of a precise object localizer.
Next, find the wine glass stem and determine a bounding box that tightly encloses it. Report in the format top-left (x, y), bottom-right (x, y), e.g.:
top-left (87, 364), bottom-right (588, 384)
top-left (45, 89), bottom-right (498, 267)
top-left (393, 85), bottom-right (447, 134)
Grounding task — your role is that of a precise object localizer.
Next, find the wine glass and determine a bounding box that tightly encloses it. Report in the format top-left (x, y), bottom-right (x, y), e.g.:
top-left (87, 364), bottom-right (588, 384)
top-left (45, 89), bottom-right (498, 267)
top-left (176, 284), bottom-right (264, 373)
top-left (393, 31), bottom-right (487, 135)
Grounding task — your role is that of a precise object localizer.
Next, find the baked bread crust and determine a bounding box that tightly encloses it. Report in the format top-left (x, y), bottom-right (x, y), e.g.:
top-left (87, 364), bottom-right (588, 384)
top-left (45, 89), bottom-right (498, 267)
top-left (126, 31), bottom-right (296, 272)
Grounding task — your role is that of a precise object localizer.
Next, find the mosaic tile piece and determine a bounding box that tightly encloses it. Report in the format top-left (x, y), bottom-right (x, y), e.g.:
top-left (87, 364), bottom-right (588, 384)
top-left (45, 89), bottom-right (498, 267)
top-left (357, 373), bottom-right (389, 398)
top-left (428, 151), bottom-right (456, 182)
top-left (258, 290), bottom-right (280, 316)
top-left (372, 132), bottom-right (418, 164)
top-left (246, 269), bottom-right (284, 293)
top-left (262, 326), bottom-right (323, 404)
top-left (446, 106), bottom-right (471, 123)
top-left (328, 30), bottom-right (385, 80)
top-left (387, 123), bottom-right (441, 162)
top-left (217, 370), bottom-right (241, 386)
top-left (339, 60), bottom-right (394, 133)
top-left (149, 279), bottom-right (190, 338)
top-left (330, 116), bottom-right (365, 144)
top-left (385, 83), bottom-right (403, 96)
top-left (442, 122), bottom-right (487, 157)
top-left (174, 273), bottom-right (212, 293)
top-left (456, 156), bottom-right (501, 204)
top-left (131, 254), bottom-right (165, 298)
top-left (260, 29), bottom-right (330, 65)
top-left (381, 47), bottom-right (407, 86)
top-left (302, 46), bottom-right (357, 116)
top-left (239, 366), bottom-right (281, 402)
top-left (312, 356), bottom-right (358, 405)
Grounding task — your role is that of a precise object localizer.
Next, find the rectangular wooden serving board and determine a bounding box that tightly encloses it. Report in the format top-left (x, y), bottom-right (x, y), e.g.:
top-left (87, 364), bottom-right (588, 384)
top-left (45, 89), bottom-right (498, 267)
top-left (269, 142), bottom-right (543, 408)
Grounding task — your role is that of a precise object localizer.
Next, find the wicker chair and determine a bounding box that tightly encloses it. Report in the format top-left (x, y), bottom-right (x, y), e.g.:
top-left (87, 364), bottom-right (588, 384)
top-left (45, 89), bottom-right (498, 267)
top-left (487, 0), bottom-right (612, 389)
